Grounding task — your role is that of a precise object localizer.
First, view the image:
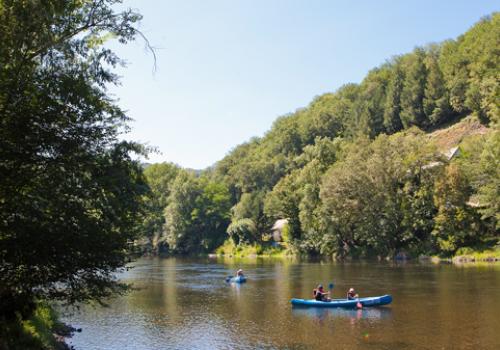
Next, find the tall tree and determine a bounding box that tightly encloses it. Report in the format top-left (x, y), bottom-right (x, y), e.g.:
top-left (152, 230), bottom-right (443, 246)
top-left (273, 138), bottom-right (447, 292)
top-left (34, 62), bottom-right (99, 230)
top-left (353, 67), bottom-right (390, 138)
top-left (476, 132), bottom-right (500, 230)
top-left (141, 163), bottom-right (180, 250)
top-left (424, 45), bottom-right (452, 126)
top-left (164, 174), bottom-right (231, 253)
top-left (383, 60), bottom-right (404, 133)
top-left (400, 48), bottom-right (428, 128)
top-left (439, 39), bottom-right (470, 116)
top-left (433, 165), bottom-right (481, 254)
top-left (0, 0), bottom-right (149, 319)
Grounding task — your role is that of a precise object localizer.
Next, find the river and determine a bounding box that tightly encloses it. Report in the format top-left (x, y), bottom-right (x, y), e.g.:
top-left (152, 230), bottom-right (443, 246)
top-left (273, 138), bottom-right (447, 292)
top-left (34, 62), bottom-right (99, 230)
top-left (62, 257), bottom-right (500, 350)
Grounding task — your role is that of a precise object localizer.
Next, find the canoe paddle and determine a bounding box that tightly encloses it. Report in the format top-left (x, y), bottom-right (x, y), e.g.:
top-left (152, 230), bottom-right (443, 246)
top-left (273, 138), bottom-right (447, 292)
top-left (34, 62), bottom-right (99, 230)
top-left (327, 282), bottom-right (334, 300)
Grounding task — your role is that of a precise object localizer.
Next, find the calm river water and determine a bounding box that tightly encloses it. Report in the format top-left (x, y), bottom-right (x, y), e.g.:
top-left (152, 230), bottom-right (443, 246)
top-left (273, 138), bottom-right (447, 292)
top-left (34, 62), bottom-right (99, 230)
top-left (62, 257), bottom-right (500, 350)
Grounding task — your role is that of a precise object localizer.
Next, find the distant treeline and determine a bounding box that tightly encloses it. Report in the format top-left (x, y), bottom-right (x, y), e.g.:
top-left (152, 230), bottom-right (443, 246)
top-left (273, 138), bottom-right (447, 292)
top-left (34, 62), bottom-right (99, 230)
top-left (141, 14), bottom-right (499, 258)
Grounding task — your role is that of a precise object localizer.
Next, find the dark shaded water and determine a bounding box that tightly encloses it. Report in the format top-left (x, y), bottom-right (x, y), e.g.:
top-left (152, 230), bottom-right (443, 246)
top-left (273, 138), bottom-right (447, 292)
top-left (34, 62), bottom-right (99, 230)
top-left (62, 257), bottom-right (500, 350)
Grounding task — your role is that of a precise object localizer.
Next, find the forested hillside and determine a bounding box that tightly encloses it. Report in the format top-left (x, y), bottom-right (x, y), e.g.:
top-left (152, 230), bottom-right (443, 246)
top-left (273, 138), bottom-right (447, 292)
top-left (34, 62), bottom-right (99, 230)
top-left (142, 13), bottom-right (499, 259)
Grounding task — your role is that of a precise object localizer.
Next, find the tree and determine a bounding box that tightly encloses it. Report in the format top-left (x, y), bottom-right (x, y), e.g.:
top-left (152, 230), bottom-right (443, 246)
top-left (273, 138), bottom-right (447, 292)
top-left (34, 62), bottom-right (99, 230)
top-left (353, 67), bottom-right (390, 138)
top-left (400, 48), bottom-right (428, 128)
top-left (164, 174), bottom-right (231, 253)
top-left (231, 191), bottom-right (268, 235)
top-left (423, 45), bottom-right (452, 126)
top-left (433, 165), bottom-right (481, 254)
top-left (320, 132), bottom-right (438, 257)
top-left (193, 180), bottom-right (232, 251)
top-left (164, 172), bottom-right (200, 253)
top-left (476, 131), bottom-right (500, 229)
top-left (140, 163), bottom-right (180, 252)
top-left (226, 218), bottom-right (257, 245)
top-left (460, 13), bottom-right (500, 123)
top-left (383, 60), bottom-right (404, 133)
top-left (0, 0), bottom-right (149, 319)
top-left (439, 39), bottom-right (470, 116)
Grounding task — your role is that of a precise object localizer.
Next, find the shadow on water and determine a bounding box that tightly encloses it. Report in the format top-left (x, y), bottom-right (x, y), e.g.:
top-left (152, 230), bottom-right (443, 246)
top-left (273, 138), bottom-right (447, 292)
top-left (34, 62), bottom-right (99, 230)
top-left (291, 306), bottom-right (393, 321)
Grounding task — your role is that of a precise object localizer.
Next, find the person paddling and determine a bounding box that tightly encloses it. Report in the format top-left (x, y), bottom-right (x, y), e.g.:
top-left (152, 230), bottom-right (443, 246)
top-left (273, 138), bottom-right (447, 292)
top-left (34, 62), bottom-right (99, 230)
top-left (347, 287), bottom-right (359, 300)
top-left (236, 269), bottom-right (244, 277)
top-left (313, 284), bottom-right (331, 302)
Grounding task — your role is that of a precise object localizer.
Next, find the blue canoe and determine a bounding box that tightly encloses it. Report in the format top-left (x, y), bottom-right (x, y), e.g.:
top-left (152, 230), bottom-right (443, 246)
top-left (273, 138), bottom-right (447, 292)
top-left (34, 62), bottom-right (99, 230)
top-left (290, 294), bottom-right (392, 308)
top-left (226, 275), bottom-right (247, 283)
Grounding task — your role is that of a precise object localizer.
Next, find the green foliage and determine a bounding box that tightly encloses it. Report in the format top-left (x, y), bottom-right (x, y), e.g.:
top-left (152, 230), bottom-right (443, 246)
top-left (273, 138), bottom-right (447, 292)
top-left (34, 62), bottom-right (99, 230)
top-left (281, 223), bottom-right (291, 243)
top-left (477, 131), bottom-right (500, 228)
top-left (164, 173), bottom-right (231, 253)
top-left (460, 14), bottom-right (500, 122)
top-left (141, 163), bottom-right (180, 242)
top-left (214, 238), bottom-right (286, 257)
top-left (209, 14), bottom-right (499, 258)
top-left (432, 164), bottom-right (483, 254)
top-left (320, 131), bottom-right (438, 257)
top-left (424, 45), bottom-right (452, 125)
top-left (0, 302), bottom-right (63, 350)
top-left (383, 60), bottom-right (404, 133)
top-left (149, 13), bottom-right (499, 261)
top-left (0, 0), bottom-right (149, 321)
top-left (352, 66), bottom-right (390, 138)
top-left (226, 218), bottom-right (257, 245)
top-left (400, 48), bottom-right (428, 128)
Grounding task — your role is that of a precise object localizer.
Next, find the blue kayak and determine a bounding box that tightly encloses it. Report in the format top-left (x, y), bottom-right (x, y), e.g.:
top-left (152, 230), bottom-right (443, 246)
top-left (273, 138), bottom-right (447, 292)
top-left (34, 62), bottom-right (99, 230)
top-left (226, 275), bottom-right (247, 283)
top-left (290, 294), bottom-right (392, 308)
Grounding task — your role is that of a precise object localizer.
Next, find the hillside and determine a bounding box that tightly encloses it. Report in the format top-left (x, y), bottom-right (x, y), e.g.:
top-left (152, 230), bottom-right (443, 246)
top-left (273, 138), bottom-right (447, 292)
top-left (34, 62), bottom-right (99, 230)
top-left (429, 116), bottom-right (491, 152)
top-left (141, 13), bottom-right (499, 259)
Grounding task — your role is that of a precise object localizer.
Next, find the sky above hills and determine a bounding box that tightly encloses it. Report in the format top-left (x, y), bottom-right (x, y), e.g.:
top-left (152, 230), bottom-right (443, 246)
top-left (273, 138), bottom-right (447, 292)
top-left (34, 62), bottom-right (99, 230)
top-left (109, 0), bottom-right (498, 169)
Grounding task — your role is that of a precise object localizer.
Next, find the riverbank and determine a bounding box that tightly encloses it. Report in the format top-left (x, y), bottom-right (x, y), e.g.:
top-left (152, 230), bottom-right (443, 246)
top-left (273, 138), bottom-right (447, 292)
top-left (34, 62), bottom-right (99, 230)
top-left (442, 247), bottom-right (500, 264)
top-left (214, 239), bottom-right (290, 258)
top-left (0, 302), bottom-right (76, 350)
top-left (211, 241), bottom-right (500, 264)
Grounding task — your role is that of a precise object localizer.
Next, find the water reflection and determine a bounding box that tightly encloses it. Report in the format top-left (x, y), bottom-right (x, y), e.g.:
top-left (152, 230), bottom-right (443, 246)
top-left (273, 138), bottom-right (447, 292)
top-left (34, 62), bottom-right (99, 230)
top-left (63, 257), bottom-right (500, 350)
top-left (291, 305), bottom-right (393, 321)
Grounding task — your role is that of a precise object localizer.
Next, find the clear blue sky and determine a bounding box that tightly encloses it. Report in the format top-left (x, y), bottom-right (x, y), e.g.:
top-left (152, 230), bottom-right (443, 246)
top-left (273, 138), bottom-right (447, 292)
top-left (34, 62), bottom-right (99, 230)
top-left (109, 0), bottom-right (497, 169)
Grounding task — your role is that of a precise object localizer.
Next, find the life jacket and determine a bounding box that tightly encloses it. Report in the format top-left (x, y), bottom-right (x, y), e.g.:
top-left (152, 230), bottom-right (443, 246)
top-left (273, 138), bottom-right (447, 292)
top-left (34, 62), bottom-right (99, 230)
top-left (315, 288), bottom-right (325, 301)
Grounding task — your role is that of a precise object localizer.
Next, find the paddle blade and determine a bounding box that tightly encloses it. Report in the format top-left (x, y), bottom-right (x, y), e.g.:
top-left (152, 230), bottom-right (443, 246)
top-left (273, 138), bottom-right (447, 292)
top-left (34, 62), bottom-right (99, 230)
top-left (357, 301), bottom-right (363, 309)
top-left (328, 283), bottom-right (334, 290)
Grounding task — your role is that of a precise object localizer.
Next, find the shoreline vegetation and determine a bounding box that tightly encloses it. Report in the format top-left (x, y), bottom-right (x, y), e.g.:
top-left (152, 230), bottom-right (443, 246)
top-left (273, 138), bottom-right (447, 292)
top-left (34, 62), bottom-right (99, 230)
top-left (1, 2), bottom-right (148, 350)
top-left (207, 246), bottom-right (500, 264)
top-left (0, 302), bottom-right (77, 350)
top-left (1, 2), bottom-right (498, 349)
top-left (140, 14), bottom-right (499, 264)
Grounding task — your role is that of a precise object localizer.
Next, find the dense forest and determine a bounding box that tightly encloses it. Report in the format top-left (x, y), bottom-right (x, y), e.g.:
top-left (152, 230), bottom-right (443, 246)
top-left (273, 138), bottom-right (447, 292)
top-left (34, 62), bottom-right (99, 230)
top-left (142, 13), bottom-right (499, 259)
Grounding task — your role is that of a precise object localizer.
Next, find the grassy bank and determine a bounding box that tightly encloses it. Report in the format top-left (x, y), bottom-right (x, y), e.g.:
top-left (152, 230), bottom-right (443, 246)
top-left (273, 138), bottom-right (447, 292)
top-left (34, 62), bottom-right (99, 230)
top-left (214, 239), bottom-right (500, 264)
top-left (0, 302), bottom-right (71, 350)
top-left (450, 246), bottom-right (500, 263)
top-left (214, 239), bottom-right (291, 258)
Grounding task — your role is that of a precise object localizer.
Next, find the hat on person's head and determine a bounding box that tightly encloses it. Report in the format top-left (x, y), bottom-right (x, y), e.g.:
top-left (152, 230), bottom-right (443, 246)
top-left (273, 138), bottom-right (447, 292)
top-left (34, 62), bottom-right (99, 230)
top-left (349, 288), bottom-right (355, 292)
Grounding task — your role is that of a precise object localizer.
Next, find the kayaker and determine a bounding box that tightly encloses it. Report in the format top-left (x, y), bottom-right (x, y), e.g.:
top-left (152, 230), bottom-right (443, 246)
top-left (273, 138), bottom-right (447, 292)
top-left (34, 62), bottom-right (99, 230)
top-left (313, 284), bottom-right (330, 302)
top-left (236, 269), bottom-right (244, 277)
top-left (347, 287), bottom-right (359, 300)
